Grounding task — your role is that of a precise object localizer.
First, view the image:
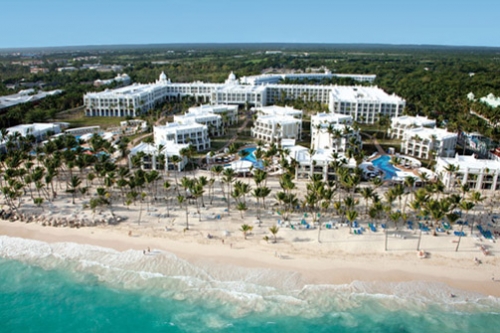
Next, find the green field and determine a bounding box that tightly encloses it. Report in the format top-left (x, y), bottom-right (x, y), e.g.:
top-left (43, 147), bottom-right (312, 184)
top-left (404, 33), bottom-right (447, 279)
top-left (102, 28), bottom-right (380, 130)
top-left (64, 115), bottom-right (127, 129)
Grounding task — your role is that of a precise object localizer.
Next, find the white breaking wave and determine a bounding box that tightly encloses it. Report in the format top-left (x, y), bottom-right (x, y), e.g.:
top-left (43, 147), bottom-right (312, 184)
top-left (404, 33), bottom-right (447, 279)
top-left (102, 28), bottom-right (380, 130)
top-left (0, 235), bottom-right (498, 317)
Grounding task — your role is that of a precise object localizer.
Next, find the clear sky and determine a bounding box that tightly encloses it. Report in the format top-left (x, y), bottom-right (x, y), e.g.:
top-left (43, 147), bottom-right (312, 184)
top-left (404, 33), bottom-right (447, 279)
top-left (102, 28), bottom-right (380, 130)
top-left (1, 0), bottom-right (499, 48)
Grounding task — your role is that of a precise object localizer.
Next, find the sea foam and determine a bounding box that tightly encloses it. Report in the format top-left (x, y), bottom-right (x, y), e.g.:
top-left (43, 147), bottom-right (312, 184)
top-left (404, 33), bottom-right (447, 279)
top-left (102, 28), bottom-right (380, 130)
top-left (1, 235), bottom-right (499, 319)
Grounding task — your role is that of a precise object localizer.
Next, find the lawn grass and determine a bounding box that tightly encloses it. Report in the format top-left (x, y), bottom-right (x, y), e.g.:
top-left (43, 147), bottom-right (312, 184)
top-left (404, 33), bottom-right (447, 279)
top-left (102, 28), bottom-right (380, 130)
top-left (65, 116), bottom-right (127, 129)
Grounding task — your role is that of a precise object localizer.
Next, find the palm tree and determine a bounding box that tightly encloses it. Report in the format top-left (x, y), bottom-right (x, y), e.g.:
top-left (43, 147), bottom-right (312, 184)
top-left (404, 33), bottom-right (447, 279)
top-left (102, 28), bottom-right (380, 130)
top-left (443, 163), bottom-right (459, 191)
top-left (468, 191), bottom-right (485, 234)
top-left (236, 202), bottom-right (248, 219)
top-left (269, 225), bottom-right (279, 243)
top-left (359, 187), bottom-right (374, 217)
top-left (177, 195), bottom-right (189, 230)
top-left (240, 224), bottom-right (253, 240)
top-left (211, 164), bottom-right (225, 197)
top-left (67, 175), bottom-right (82, 204)
top-left (456, 200), bottom-right (474, 252)
top-left (222, 168), bottom-right (236, 215)
top-left (387, 210), bottom-right (402, 251)
top-left (345, 210), bottom-right (358, 235)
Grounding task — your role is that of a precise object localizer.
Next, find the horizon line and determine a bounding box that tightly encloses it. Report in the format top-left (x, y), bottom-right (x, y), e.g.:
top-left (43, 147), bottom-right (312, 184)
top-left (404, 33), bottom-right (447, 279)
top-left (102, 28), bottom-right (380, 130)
top-left (2, 42), bottom-right (500, 52)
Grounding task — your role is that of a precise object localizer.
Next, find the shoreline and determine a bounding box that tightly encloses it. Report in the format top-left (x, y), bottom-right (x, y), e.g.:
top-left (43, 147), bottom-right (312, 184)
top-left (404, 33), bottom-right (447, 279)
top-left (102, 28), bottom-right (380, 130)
top-left (1, 220), bottom-right (499, 298)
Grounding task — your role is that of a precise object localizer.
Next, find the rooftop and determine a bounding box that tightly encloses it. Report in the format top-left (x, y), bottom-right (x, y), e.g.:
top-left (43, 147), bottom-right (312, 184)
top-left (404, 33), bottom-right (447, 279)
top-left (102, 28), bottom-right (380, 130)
top-left (391, 115), bottom-right (436, 127)
top-left (312, 112), bottom-right (353, 124)
top-left (0, 89), bottom-right (62, 110)
top-left (256, 105), bottom-right (303, 117)
top-left (438, 154), bottom-right (500, 171)
top-left (330, 86), bottom-right (405, 103)
top-left (403, 127), bottom-right (457, 141)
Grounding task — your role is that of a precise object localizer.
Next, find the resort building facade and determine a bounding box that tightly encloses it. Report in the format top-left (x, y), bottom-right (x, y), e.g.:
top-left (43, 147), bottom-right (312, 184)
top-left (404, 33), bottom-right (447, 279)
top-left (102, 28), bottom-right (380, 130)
top-left (128, 142), bottom-right (189, 172)
top-left (187, 104), bottom-right (239, 125)
top-left (83, 72), bottom-right (405, 123)
top-left (0, 89), bottom-right (63, 111)
top-left (310, 112), bottom-right (360, 152)
top-left (251, 114), bottom-right (302, 144)
top-left (239, 70), bottom-right (376, 85)
top-left (154, 122), bottom-right (210, 152)
top-left (328, 86), bottom-right (406, 124)
top-left (252, 105), bottom-right (304, 143)
top-left (174, 112), bottom-right (223, 136)
top-left (400, 127), bottom-right (457, 160)
top-left (0, 123), bottom-right (66, 151)
top-left (436, 154), bottom-right (500, 191)
top-left (390, 115), bottom-right (436, 139)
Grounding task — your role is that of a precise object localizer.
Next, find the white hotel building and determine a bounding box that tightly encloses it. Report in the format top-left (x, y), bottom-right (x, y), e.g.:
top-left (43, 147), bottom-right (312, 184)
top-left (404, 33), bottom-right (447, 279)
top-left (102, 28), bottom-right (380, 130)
top-left (188, 104), bottom-right (239, 125)
top-left (436, 154), bottom-right (500, 191)
top-left (251, 105), bottom-right (303, 143)
top-left (390, 115), bottom-right (436, 139)
top-left (174, 112), bottom-right (222, 136)
top-left (84, 72), bottom-right (405, 124)
top-left (128, 142), bottom-right (189, 172)
top-left (400, 127), bottom-right (457, 160)
top-left (239, 70), bottom-right (376, 85)
top-left (310, 112), bottom-right (360, 152)
top-left (154, 121), bottom-right (210, 152)
top-left (329, 86), bottom-right (406, 123)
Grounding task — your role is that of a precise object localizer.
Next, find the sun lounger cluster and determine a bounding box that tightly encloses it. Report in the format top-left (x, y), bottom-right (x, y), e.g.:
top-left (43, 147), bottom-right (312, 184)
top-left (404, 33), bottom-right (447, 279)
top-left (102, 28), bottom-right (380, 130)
top-left (418, 223), bottom-right (430, 233)
top-left (477, 225), bottom-right (494, 240)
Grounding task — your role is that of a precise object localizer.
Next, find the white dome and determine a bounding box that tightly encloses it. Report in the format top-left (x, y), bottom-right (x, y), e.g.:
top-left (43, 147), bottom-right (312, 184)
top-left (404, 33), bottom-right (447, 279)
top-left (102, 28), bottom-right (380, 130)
top-left (228, 71), bottom-right (236, 80)
top-left (159, 71), bottom-right (167, 81)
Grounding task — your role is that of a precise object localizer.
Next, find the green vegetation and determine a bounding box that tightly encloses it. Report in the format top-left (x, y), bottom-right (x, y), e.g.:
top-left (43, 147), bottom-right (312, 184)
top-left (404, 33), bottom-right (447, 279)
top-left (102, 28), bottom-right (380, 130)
top-left (1, 44), bottom-right (499, 141)
top-left (65, 114), bottom-right (126, 129)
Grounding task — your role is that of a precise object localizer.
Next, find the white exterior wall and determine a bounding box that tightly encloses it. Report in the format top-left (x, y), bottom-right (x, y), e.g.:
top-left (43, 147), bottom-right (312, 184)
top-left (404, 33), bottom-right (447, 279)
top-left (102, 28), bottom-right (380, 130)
top-left (154, 122), bottom-right (210, 152)
top-left (84, 73), bottom-right (405, 123)
top-left (329, 86), bottom-right (405, 124)
top-left (310, 112), bottom-right (359, 152)
top-left (390, 115), bottom-right (436, 139)
top-left (401, 128), bottom-right (457, 160)
top-left (174, 113), bottom-right (223, 136)
top-left (188, 104), bottom-right (239, 125)
top-left (436, 154), bottom-right (500, 191)
top-left (251, 116), bottom-right (301, 143)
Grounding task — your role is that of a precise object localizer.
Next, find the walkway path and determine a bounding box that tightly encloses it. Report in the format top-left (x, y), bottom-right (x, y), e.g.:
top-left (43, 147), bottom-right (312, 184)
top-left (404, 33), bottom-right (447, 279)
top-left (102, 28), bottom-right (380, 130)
top-left (361, 132), bottom-right (387, 155)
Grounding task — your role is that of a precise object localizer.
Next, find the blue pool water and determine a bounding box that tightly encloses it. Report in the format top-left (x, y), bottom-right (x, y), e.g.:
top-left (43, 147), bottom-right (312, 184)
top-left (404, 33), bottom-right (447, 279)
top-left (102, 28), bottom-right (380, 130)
top-left (372, 155), bottom-right (400, 180)
top-left (1, 236), bottom-right (499, 333)
top-left (240, 147), bottom-right (264, 169)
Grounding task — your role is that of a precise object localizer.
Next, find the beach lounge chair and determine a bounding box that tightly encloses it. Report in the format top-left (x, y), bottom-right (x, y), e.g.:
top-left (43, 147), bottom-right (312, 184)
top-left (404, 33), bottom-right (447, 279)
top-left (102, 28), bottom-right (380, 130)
top-left (381, 224), bottom-right (387, 229)
top-left (369, 223), bottom-right (377, 232)
top-left (442, 222), bottom-right (451, 230)
top-left (454, 231), bottom-right (466, 237)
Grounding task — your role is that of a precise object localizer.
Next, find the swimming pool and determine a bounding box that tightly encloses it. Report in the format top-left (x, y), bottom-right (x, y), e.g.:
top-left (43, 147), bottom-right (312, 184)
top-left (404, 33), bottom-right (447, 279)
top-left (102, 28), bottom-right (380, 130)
top-left (372, 155), bottom-right (400, 180)
top-left (239, 147), bottom-right (264, 169)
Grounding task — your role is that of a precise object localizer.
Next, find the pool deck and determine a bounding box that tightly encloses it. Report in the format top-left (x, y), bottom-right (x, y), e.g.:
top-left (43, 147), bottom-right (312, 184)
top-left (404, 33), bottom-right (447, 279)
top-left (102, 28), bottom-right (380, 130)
top-left (369, 153), bottom-right (426, 181)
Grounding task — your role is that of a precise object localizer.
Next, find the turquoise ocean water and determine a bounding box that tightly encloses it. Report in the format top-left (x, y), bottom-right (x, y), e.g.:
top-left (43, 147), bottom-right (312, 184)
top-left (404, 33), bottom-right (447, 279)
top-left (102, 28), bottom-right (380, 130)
top-left (1, 236), bottom-right (499, 332)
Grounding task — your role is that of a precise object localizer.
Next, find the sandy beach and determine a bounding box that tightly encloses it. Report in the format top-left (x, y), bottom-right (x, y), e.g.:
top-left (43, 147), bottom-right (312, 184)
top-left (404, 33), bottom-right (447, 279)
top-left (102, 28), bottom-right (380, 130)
top-left (1, 169), bottom-right (499, 298)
